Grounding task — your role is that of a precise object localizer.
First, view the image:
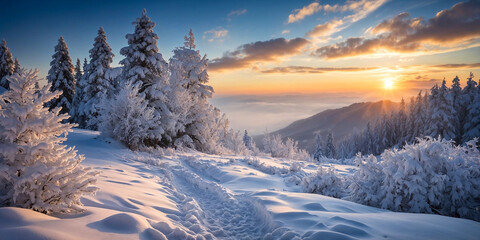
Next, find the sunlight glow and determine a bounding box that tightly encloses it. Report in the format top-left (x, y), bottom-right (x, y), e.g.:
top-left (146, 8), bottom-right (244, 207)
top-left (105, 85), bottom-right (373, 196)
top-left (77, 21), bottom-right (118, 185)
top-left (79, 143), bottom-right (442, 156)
top-left (384, 78), bottom-right (394, 89)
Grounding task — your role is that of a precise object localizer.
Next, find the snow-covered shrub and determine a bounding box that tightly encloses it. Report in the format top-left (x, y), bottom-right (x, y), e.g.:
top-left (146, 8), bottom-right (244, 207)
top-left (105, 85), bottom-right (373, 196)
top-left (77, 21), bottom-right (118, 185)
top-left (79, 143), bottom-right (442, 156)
top-left (263, 133), bottom-right (312, 161)
top-left (350, 137), bottom-right (480, 220)
top-left (302, 167), bottom-right (345, 198)
top-left (219, 127), bottom-right (250, 155)
top-left (99, 81), bottom-right (159, 150)
top-left (0, 69), bottom-right (98, 214)
top-left (348, 154), bottom-right (384, 206)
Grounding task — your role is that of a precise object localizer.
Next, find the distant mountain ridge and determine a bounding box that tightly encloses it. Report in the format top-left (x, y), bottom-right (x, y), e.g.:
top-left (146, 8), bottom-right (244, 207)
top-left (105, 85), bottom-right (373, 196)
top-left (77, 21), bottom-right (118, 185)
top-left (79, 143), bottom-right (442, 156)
top-left (254, 100), bottom-right (399, 152)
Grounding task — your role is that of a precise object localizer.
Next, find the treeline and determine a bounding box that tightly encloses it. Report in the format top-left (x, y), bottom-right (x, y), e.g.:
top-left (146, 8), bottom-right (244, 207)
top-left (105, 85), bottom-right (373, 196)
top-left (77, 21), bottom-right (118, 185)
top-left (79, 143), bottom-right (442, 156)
top-left (312, 74), bottom-right (480, 160)
top-left (1, 10), bottom-right (248, 154)
top-left (339, 74), bottom-right (480, 158)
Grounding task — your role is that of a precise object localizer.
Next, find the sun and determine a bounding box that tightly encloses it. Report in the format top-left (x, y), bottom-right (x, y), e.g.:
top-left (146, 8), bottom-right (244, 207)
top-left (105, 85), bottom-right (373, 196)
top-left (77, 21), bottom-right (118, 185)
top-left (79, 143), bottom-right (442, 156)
top-left (384, 78), bottom-right (394, 90)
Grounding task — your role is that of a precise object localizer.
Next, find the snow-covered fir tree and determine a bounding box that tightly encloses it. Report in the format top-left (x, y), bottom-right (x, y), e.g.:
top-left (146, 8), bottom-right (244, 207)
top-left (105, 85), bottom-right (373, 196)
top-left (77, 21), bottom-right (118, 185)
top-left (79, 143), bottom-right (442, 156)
top-left (395, 98), bottom-right (407, 144)
top-left (81, 27), bottom-right (115, 130)
top-left (428, 79), bottom-right (456, 140)
top-left (324, 131), bottom-right (336, 159)
top-left (83, 58), bottom-right (88, 73)
top-left (412, 91), bottom-right (425, 140)
top-left (70, 58), bottom-right (84, 126)
top-left (0, 69), bottom-right (97, 214)
top-left (405, 97), bottom-right (416, 143)
top-left (47, 36), bottom-right (76, 115)
top-left (450, 76), bottom-right (464, 143)
top-left (243, 130), bottom-right (253, 150)
top-left (0, 39), bottom-right (15, 89)
top-left (119, 9), bottom-right (168, 145)
top-left (99, 81), bottom-right (159, 150)
top-left (166, 29), bottom-right (215, 151)
top-left (13, 58), bottom-right (21, 73)
top-left (364, 122), bottom-right (374, 154)
top-left (463, 73), bottom-right (480, 141)
top-left (74, 58), bottom-right (83, 86)
top-left (463, 92), bottom-right (480, 141)
top-left (312, 133), bottom-right (324, 161)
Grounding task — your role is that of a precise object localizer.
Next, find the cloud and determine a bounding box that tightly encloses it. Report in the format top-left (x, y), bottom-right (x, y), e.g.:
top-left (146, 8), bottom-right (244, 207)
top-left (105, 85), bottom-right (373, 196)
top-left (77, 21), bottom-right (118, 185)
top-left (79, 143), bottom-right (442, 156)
top-left (314, 0), bottom-right (480, 59)
top-left (260, 66), bottom-right (379, 74)
top-left (306, 0), bottom-right (387, 39)
top-left (203, 28), bottom-right (229, 42)
top-left (300, 0), bottom-right (386, 41)
top-left (288, 2), bottom-right (322, 23)
top-left (282, 30), bottom-right (291, 35)
top-left (431, 63), bottom-right (480, 69)
top-left (258, 62), bottom-right (480, 74)
top-left (228, 9), bottom-right (247, 21)
top-left (288, 0), bottom-right (386, 26)
top-left (209, 38), bottom-right (310, 72)
top-left (307, 20), bottom-right (344, 38)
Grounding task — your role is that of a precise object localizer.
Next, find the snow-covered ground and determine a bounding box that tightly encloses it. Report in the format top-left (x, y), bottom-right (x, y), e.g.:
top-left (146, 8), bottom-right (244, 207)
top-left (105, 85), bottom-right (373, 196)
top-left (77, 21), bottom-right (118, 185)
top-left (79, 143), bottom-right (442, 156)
top-left (1, 129), bottom-right (479, 240)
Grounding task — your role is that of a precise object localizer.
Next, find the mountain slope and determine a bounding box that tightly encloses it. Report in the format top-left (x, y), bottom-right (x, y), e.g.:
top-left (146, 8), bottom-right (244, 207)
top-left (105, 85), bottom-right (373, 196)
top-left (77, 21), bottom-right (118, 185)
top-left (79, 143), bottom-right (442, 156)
top-left (257, 100), bottom-right (399, 152)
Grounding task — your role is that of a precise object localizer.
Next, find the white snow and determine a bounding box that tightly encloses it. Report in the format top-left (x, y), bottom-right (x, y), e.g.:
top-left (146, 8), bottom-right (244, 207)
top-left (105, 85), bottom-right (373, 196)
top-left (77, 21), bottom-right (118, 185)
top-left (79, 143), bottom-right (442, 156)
top-left (1, 129), bottom-right (479, 239)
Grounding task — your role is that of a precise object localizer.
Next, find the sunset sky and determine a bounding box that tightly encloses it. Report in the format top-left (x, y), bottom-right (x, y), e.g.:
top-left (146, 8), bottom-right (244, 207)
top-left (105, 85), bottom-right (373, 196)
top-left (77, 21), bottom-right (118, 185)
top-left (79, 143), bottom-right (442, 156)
top-left (2, 0), bottom-right (479, 133)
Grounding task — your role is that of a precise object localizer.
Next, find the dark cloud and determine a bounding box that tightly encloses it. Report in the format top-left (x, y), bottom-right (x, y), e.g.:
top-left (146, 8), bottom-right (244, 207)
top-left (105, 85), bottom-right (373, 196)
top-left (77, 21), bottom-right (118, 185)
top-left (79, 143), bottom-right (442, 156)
top-left (315, 0), bottom-right (480, 59)
top-left (208, 38), bottom-right (309, 72)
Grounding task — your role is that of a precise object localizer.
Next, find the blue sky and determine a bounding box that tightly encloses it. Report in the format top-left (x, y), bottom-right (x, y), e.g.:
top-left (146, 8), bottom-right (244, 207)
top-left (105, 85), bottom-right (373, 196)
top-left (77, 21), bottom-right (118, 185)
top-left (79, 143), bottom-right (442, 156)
top-left (1, 0), bottom-right (465, 76)
top-left (2, 0), bottom-right (479, 133)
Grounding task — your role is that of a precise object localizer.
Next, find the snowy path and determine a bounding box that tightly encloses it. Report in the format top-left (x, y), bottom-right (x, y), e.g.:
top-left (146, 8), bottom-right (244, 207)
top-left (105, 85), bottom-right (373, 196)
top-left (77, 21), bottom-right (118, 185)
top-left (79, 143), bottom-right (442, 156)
top-left (168, 163), bottom-right (274, 239)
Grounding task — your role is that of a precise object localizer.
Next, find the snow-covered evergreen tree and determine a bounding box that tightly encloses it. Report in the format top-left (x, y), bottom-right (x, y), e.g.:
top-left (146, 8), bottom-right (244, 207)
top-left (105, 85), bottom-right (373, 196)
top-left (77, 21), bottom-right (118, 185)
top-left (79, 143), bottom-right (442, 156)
top-left (243, 130), bottom-right (253, 150)
top-left (395, 98), bottom-right (407, 145)
top-left (325, 131), bottom-right (336, 159)
top-left (119, 9), bottom-right (168, 145)
top-left (411, 92), bottom-right (425, 141)
top-left (47, 36), bottom-right (76, 115)
top-left (81, 27), bottom-right (115, 130)
top-left (184, 28), bottom-right (196, 50)
top-left (13, 58), bottom-right (20, 73)
top-left (70, 59), bottom-right (84, 126)
top-left (364, 122), bottom-right (374, 154)
top-left (463, 92), bottom-right (480, 141)
top-left (166, 29), bottom-right (214, 150)
top-left (83, 58), bottom-right (88, 73)
top-left (0, 69), bottom-right (97, 213)
top-left (462, 73), bottom-right (479, 141)
top-left (405, 97), bottom-right (416, 143)
top-left (427, 80), bottom-right (456, 140)
top-left (422, 90), bottom-right (430, 134)
top-left (380, 114), bottom-right (391, 150)
top-left (99, 81), bottom-right (159, 150)
top-left (450, 76), bottom-right (464, 143)
top-left (0, 39), bottom-right (15, 89)
top-left (312, 133), bottom-right (324, 161)
top-left (74, 58), bottom-right (83, 86)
